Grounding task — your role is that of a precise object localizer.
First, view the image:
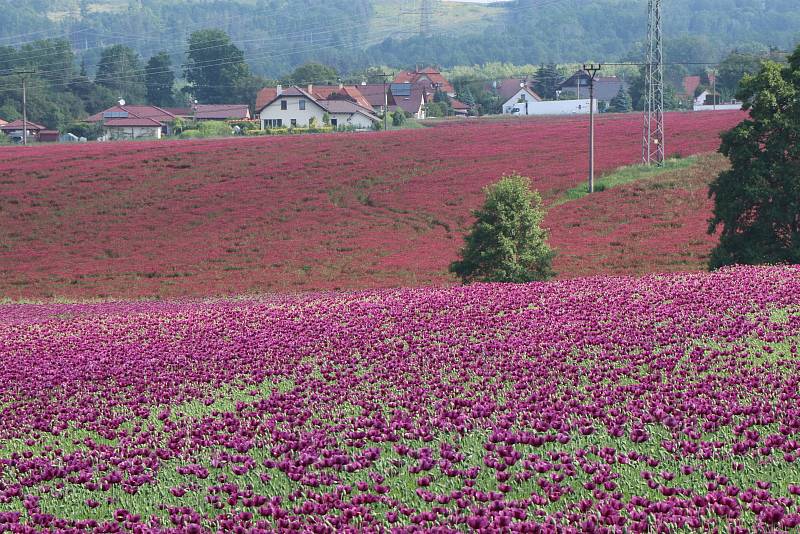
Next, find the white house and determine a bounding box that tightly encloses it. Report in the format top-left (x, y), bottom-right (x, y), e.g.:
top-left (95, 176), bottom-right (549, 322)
top-left (692, 90), bottom-right (742, 111)
top-left (101, 117), bottom-right (163, 140)
top-left (257, 85), bottom-right (380, 130)
top-left (502, 86), bottom-right (542, 115)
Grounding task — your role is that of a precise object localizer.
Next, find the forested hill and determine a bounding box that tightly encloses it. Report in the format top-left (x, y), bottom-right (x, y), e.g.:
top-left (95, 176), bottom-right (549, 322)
top-left (1, 0), bottom-right (798, 77)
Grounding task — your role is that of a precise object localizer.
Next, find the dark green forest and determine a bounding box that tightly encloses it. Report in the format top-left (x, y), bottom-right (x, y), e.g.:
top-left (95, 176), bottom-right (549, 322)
top-left (1, 0), bottom-right (797, 76)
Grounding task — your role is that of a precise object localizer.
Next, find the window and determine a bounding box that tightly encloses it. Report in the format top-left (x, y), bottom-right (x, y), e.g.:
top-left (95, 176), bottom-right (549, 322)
top-left (331, 118), bottom-right (338, 127)
top-left (291, 119), bottom-right (297, 127)
top-left (299, 100), bottom-right (306, 110)
top-left (264, 119), bottom-right (282, 128)
top-left (280, 100), bottom-right (287, 110)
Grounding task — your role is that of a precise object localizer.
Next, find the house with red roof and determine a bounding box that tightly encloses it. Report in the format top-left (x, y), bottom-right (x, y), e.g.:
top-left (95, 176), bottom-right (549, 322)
top-left (256, 84), bottom-right (380, 130)
top-left (0, 119), bottom-right (48, 142)
top-left (393, 67), bottom-right (455, 97)
top-left (87, 105), bottom-right (180, 140)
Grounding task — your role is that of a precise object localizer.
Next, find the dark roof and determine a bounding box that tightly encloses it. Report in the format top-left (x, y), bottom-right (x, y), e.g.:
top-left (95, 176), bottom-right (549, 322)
top-left (392, 85), bottom-right (426, 115)
top-left (357, 84), bottom-right (395, 107)
top-left (0, 119), bottom-right (46, 131)
top-left (193, 104), bottom-right (250, 120)
top-left (559, 72), bottom-right (627, 101)
top-left (495, 79), bottom-right (540, 102)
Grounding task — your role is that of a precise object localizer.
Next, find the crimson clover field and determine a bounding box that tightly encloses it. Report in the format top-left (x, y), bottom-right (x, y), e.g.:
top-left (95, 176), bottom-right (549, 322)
top-left (0, 112), bottom-right (743, 300)
top-left (0, 267), bottom-right (799, 531)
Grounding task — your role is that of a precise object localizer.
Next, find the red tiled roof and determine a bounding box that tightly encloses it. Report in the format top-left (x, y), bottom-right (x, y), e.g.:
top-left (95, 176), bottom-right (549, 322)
top-left (0, 119), bottom-right (46, 131)
top-left (193, 104), bottom-right (250, 120)
top-left (86, 105), bottom-right (177, 124)
top-left (103, 118), bottom-right (163, 128)
top-left (393, 68), bottom-right (454, 95)
top-left (256, 88), bottom-right (278, 111)
top-left (163, 107), bottom-right (192, 118)
top-left (682, 75), bottom-right (701, 97)
top-left (450, 98), bottom-right (470, 110)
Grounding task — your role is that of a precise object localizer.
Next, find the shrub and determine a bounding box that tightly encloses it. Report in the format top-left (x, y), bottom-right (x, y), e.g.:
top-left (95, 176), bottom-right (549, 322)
top-left (392, 111), bottom-right (406, 127)
top-left (450, 174), bottom-right (555, 284)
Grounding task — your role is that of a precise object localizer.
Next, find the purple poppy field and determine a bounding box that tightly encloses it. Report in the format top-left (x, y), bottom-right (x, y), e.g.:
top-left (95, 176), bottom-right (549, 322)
top-left (1, 266), bottom-right (800, 532)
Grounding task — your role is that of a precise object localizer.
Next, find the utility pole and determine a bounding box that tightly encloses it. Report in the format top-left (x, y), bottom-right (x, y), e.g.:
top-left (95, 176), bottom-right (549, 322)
top-left (642, 0), bottom-right (665, 165)
top-left (583, 64), bottom-right (602, 194)
top-left (15, 69), bottom-right (36, 146)
top-left (375, 72), bottom-right (393, 130)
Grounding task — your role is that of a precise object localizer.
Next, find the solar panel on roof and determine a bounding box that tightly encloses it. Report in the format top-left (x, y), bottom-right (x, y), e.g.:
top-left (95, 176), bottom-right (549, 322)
top-left (103, 111), bottom-right (129, 119)
top-left (390, 84), bottom-right (411, 97)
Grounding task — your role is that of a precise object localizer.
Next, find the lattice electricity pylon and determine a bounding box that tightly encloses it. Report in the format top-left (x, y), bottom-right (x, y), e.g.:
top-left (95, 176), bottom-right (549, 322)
top-left (642, 0), bottom-right (665, 165)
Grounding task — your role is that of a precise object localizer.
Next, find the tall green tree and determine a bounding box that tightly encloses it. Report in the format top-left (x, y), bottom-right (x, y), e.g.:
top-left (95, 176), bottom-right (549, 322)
top-left (716, 51), bottom-right (765, 99)
top-left (533, 63), bottom-right (562, 100)
top-left (450, 174), bottom-right (555, 284)
top-left (708, 45), bottom-right (800, 269)
top-left (608, 87), bottom-right (632, 113)
top-left (145, 51), bottom-right (175, 107)
top-left (96, 45), bottom-right (145, 103)
top-left (288, 62), bottom-right (338, 85)
top-left (185, 29), bottom-right (250, 104)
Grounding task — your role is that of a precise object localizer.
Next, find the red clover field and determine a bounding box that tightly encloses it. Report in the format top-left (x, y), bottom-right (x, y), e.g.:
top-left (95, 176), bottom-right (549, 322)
top-left (0, 267), bottom-right (799, 531)
top-left (0, 112), bottom-right (743, 300)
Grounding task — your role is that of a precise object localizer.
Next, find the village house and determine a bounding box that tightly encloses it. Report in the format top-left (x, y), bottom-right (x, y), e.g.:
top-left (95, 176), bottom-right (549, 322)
top-left (256, 84), bottom-right (380, 130)
top-left (393, 67), bottom-right (472, 116)
top-left (0, 117), bottom-right (7, 127)
top-left (0, 119), bottom-right (48, 142)
top-left (87, 105), bottom-right (180, 139)
top-left (393, 67), bottom-right (455, 97)
top-left (500, 83), bottom-right (543, 115)
top-left (559, 71), bottom-right (628, 107)
top-left (388, 83), bottom-right (427, 119)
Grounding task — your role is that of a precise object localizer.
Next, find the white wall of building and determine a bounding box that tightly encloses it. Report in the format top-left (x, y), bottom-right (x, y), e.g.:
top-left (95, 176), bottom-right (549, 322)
top-left (105, 126), bottom-right (161, 140)
top-left (502, 89), bottom-right (540, 114)
top-left (693, 103), bottom-right (742, 112)
top-left (506, 98), bottom-right (596, 116)
top-left (260, 96), bottom-right (326, 128)
top-left (330, 112), bottom-right (376, 130)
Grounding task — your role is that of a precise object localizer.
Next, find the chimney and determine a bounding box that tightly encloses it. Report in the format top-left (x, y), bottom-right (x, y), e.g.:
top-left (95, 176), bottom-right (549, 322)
top-left (276, 84), bottom-right (282, 96)
top-left (307, 84), bottom-right (313, 95)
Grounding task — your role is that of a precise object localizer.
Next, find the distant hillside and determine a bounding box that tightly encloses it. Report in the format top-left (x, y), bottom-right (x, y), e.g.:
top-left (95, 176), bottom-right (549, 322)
top-left (0, 0), bottom-right (797, 77)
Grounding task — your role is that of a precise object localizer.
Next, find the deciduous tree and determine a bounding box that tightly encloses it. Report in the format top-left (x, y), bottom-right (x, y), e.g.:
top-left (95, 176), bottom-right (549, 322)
top-left (708, 45), bottom-right (800, 269)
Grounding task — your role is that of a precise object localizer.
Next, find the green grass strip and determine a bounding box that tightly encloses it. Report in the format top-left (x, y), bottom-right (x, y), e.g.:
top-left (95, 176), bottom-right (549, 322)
top-left (554, 155), bottom-right (698, 206)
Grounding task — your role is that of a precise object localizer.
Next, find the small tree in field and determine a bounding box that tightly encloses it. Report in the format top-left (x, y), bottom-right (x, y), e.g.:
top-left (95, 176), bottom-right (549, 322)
top-left (450, 174), bottom-right (555, 283)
